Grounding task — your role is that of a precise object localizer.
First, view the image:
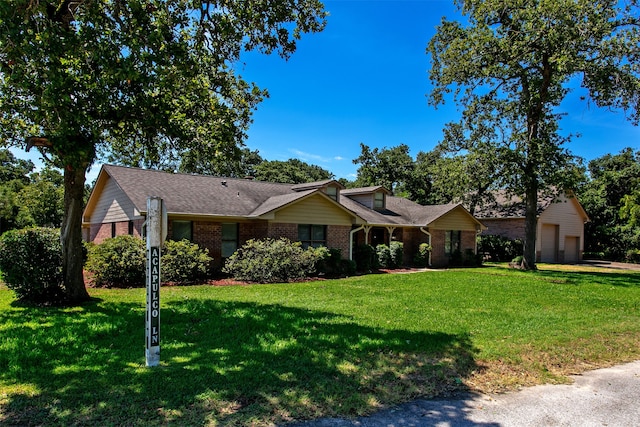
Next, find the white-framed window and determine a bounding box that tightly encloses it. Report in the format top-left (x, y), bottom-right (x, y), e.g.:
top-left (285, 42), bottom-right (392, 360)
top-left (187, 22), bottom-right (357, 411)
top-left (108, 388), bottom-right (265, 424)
top-left (326, 186), bottom-right (338, 201)
top-left (374, 192), bottom-right (385, 210)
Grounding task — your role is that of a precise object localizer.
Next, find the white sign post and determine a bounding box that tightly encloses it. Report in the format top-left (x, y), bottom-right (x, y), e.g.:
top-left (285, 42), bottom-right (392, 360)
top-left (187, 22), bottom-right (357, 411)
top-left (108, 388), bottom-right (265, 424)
top-left (146, 196), bottom-right (167, 367)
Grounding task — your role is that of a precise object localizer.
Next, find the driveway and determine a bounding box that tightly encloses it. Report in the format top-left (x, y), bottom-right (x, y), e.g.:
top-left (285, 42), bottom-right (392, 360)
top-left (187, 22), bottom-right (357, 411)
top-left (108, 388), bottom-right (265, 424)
top-left (287, 360), bottom-right (640, 426)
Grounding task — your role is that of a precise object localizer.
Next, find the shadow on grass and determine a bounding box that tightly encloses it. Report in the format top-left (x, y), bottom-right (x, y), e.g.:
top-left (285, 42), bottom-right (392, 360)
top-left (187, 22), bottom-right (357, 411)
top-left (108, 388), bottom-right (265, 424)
top-left (0, 297), bottom-right (478, 426)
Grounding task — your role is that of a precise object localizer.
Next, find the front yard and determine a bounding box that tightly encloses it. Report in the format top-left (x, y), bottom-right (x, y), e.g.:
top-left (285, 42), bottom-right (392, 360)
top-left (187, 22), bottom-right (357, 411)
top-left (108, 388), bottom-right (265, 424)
top-left (1, 264), bottom-right (639, 426)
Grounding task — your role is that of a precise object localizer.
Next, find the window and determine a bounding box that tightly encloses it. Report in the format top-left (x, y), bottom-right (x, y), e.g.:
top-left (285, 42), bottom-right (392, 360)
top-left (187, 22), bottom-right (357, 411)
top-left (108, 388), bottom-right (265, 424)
top-left (128, 220), bottom-right (134, 235)
top-left (172, 220), bottom-right (192, 241)
top-left (221, 223), bottom-right (239, 258)
top-left (445, 230), bottom-right (461, 255)
top-left (374, 192), bottom-right (385, 210)
top-left (111, 222), bottom-right (116, 238)
top-left (298, 224), bottom-right (326, 248)
top-left (326, 186), bottom-right (338, 201)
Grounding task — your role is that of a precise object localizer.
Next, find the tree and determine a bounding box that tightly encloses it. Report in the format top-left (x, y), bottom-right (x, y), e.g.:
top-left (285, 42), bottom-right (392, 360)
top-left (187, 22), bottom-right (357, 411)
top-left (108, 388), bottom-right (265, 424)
top-left (0, 149), bottom-right (35, 233)
top-left (428, 0), bottom-right (640, 269)
top-left (579, 148), bottom-right (640, 260)
top-left (0, 0), bottom-right (327, 303)
top-left (253, 158), bottom-right (333, 184)
top-left (353, 143), bottom-right (415, 194)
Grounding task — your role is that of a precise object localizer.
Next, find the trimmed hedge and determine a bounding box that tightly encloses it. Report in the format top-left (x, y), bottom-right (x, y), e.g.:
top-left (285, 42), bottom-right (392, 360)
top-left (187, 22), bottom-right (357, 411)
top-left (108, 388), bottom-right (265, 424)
top-left (162, 239), bottom-right (212, 284)
top-left (223, 238), bottom-right (327, 283)
top-left (85, 235), bottom-right (146, 287)
top-left (0, 227), bottom-right (65, 303)
top-left (85, 236), bottom-right (213, 287)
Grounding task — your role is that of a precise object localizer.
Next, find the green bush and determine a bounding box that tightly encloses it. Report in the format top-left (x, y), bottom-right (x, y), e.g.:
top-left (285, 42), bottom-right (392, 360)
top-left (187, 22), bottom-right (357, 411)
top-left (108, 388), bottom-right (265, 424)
top-left (355, 244), bottom-right (377, 272)
top-left (390, 241), bottom-right (404, 268)
top-left (85, 235), bottom-right (146, 287)
top-left (316, 248), bottom-right (348, 276)
top-left (413, 243), bottom-right (432, 267)
top-left (162, 239), bottom-right (212, 284)
top-left (0, 227), bottom-right (65, 303)
top-left (376, 244), bottom-right (392, 268)
top-left (478, 235), bottom-right (523, 262)
top-left (625, 249), bottom-right (640, 264)
top-left (222, 238), bottom-right (328, 283)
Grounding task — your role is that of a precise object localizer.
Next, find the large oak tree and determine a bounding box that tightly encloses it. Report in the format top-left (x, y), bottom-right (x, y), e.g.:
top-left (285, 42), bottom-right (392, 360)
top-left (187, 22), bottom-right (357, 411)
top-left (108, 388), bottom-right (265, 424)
top-left (0, 0), bottom-right (327, 302)
top-left (427, 0), bottom-right (639, 269)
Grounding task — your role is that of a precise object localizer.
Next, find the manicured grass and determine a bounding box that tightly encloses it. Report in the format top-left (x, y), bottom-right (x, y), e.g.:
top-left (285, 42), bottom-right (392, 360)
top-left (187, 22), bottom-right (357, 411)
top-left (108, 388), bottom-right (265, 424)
top-left (1, 265), bottom-right (639, 426)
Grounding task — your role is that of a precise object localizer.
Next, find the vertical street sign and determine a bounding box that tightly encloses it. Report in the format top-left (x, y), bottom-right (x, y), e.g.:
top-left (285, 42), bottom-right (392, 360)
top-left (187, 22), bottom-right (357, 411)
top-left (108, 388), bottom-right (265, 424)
top-left (146, 196), bottom-right (166, 367)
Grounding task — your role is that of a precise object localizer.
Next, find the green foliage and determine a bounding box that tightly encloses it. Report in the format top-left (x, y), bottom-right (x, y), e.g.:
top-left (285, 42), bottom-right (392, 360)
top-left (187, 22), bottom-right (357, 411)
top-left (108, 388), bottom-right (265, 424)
top-left (85, 235), bottom-right (146, 288)
top-left (223, 238), bottom-right (327, 283)
top-left (0, 227), bottom-right (64, 303)
top-left (377, 242), bottom-right (404, 269)
top-left (253, 158), bottom-right (334, 184)
top-left (390, 241), bottom-right (404, 267)
top-left (355, 244), bottom-right (378, 272)
top-left (478, 235), bottom-right (524, 262)
top-left (579, 148), bottom-right (640, 260)
top-left (161, 240), bottom-right (212, 284)
top-left (413, 243), bottom-right (432, 267)
top-left (376, 244), bottom-right (392, 268)
top-left (353, 143), bottom-right (414, 194)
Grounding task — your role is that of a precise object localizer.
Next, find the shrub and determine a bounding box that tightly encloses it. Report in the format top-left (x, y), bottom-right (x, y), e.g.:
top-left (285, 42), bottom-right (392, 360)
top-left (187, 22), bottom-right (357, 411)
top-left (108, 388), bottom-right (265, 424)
top-left (316, 248), bottom-right (349, 276)
top-left (390, 241), bottom-right (404, 268)
top-left (223, 238), bottom-right (327, 283)
top-left (0, 227), bottom-right (65, 303)
top-left (376, 244), bottom-right (392, 268)
top-left (162, 239), bottom-right (212, 284)
top-left (478, 235), bottom-right (523, 262)
top-left (85, 235), bottom-right (146, 287)
top-left (625, 249), bottom-right (640, 264)
top-left (413, 243), bottom-right (432, 267)
top-left (354, 244), bottom-right (377, 272)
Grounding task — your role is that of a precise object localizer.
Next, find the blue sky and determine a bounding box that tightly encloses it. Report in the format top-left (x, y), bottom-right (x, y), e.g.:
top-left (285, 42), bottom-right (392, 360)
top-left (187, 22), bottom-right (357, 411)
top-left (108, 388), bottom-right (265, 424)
top-left (11, 0), bottom-right (640, 182)
top-left (240, 0), bottom-right (640, 180)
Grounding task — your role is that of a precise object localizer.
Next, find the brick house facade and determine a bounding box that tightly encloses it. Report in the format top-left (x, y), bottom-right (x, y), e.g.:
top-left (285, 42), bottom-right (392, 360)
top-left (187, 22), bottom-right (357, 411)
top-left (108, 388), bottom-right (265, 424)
top-left (83, 165), bottom-right (486, 269)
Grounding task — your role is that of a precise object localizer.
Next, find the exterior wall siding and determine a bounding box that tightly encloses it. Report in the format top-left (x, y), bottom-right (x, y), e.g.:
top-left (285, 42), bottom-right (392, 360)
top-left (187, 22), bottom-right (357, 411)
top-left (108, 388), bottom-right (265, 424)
top-left (90, 177), bottom-right (139, 224)
top-left (273, 195), bottom-right (355, 225)
top-left (430, 207), bottom-right (480, 231)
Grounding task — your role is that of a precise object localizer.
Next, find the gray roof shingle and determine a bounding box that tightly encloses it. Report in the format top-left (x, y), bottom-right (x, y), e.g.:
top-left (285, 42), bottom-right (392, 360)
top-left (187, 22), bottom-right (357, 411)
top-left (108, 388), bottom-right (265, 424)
top-left (95, 164), bottom-right (479, 227)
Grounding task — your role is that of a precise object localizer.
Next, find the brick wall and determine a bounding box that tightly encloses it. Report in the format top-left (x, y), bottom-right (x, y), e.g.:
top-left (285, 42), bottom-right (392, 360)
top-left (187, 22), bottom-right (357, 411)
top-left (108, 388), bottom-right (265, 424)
top-left (88, 218), bottom-right (144, 244)
top-left (267, 222), bottom-right (298, 241)
top-left (480, 218), bottom-right (525, 240)
top-left (327, 225), bottom-right (351, 259)
top-left (430, 230), bottom-right (447, 267)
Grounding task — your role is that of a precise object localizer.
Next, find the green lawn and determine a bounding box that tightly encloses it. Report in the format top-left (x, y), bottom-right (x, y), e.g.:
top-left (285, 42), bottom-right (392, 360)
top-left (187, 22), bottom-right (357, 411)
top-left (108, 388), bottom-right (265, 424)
top-left (1, 265), bottom-right (639, 426)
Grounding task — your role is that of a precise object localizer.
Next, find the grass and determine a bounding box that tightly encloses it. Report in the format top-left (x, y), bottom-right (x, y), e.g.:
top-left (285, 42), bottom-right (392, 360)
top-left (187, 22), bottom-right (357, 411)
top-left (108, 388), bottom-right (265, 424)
top-left (1, 264), bottom-right (639, 426)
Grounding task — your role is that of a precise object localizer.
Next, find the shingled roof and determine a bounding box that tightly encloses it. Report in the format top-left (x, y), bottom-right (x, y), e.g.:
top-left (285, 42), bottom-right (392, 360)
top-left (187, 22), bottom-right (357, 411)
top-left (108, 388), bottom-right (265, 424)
top-left (473, 190), bottom-right (559, 219)
top-left (86, 164), bottom-right (483, 228)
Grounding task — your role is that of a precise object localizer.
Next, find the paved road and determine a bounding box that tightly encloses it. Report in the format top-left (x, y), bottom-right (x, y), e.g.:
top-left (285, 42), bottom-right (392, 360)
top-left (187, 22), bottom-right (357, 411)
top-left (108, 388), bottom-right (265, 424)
top-left (287, 361), bottom-right (640, 427)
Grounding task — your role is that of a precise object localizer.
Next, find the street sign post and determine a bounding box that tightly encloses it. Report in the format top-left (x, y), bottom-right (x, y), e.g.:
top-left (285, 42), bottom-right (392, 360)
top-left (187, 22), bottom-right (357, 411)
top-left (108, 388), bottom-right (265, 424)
top-left (145, 196), bottom-right (167, 367)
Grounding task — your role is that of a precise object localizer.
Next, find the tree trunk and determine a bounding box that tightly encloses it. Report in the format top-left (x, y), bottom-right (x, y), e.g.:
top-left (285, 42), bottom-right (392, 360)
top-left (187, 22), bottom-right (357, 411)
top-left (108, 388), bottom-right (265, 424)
top-left (62, 165), bottom-right (90, 303)
top-left (521, 178), bottom-right (538, 270)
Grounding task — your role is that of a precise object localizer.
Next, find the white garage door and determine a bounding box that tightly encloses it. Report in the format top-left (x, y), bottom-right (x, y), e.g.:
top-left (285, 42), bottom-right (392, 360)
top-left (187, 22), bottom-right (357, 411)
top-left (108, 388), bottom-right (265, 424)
top-left (541, 224), bottom-right (559, 263)
top-left (564, 236), bottom-right (579, 263)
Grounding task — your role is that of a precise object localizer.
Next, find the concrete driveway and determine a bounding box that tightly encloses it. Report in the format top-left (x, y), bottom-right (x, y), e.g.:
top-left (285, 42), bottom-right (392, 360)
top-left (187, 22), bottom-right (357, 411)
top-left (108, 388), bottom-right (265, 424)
top-left (287, 360), bottom-right (640, 427)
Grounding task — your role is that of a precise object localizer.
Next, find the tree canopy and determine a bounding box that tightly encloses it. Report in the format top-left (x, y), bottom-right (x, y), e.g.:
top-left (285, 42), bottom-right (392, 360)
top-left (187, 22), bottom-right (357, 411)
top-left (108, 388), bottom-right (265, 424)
top-left (579, 148), bottom-right (640, 261)
top-left (427, 0), bottom-right (640, 269)
top-left (253, 158), bottom-right (333, 184)
top-left (0, 0), bottom-right (327, 302)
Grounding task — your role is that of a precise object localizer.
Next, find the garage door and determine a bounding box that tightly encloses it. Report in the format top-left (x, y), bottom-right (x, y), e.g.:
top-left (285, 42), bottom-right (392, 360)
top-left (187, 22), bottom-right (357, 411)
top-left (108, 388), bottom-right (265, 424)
top-left (564, 236), bottom-right (579, 263)
top-left (540, 224), bottom-right (559, 263)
